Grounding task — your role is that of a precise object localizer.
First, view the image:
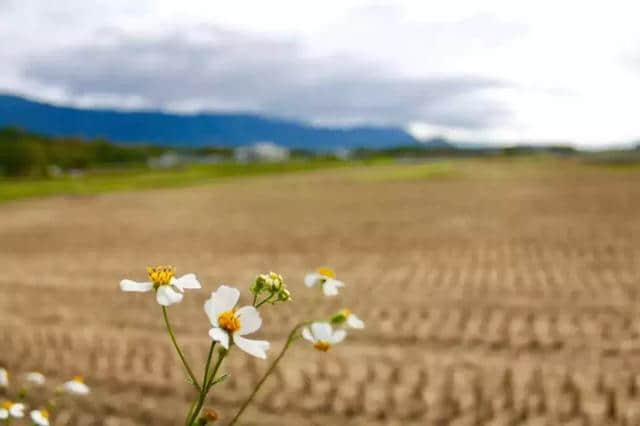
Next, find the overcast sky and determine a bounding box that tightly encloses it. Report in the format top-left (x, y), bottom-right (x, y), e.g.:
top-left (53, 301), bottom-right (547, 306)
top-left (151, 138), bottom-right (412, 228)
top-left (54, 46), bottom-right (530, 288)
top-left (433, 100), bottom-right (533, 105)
top-left (1, 0), bottom-right (639, 147)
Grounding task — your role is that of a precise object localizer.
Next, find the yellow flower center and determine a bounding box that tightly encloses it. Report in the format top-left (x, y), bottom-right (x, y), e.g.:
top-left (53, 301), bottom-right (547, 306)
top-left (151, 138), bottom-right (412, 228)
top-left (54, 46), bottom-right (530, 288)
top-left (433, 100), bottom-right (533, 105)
top-left (314, 341), bottom-right (331, 352)
top-left (147, 265), bottom-right (175, 286)
top-left (1, 400), bottom-right (12, 409)
top-left (316, 267), bottom-right (336, 279)
top-left (40, 410), bottom-right (50, 419)
top-left (218, 310), bottom-right (241, 333)
top-left (73, 375), bottom-right (84, 383)
top-left (340, 308), bottom-right (351, 317)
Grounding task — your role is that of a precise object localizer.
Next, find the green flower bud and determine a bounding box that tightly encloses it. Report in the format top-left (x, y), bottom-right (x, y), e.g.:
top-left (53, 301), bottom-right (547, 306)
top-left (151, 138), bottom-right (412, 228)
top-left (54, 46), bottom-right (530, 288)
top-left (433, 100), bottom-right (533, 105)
top-left (278, 288), bottom-right (292, 302)
top-left (330, 309), bottom-right (351, 325)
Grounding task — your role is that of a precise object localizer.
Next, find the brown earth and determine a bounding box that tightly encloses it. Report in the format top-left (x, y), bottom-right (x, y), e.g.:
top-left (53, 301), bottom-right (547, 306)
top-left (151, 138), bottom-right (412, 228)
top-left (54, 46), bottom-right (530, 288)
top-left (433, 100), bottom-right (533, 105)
top-left (1, 158), bottom-right (640, 425)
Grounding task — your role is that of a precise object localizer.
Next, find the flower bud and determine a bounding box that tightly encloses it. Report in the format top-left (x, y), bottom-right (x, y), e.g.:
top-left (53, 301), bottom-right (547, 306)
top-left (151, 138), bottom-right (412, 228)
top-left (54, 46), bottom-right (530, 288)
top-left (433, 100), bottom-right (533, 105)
top-left (198, 408), bottom-right (219, 424)
top-left (251, 272), bottom-right (290, 305)
top-left (330, 309), bottom-right (351, 325)
top-left (277, 288), bottom-right (292, 302)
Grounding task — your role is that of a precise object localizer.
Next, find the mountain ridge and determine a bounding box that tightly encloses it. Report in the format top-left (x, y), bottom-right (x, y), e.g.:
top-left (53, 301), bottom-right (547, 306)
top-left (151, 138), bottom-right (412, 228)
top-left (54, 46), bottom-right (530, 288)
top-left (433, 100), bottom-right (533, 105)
top-left (0, 93), bottom-right (418, 150)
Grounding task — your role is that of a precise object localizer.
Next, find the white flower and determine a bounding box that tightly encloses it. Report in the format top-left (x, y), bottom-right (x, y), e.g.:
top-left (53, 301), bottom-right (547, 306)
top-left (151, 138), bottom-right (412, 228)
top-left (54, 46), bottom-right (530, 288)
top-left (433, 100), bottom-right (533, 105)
top-left (302, 322), bottom-right (347, 352)
top-left (30, 409), bottom-right (50, 426)
top-left (25, 371), bottom-right (46, 386)
top-left (0, 401), bottom-right (25, 419)
top-left (304, 267), bottom-right (344, 296)
top-left (204, 285), bottom-right (270, 359)
top-left (0, 368), bottom-right (8, 387)
top-left (63, 376), bottom-right (90, 395)
top-left (341, 309), bottom-right (365, 329)
top-left (120, 266), bottom-right (201, 306)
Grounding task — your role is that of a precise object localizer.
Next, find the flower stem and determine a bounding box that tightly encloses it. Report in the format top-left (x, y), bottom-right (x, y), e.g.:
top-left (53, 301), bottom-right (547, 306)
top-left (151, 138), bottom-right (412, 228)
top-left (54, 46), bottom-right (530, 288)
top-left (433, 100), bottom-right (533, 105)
top-left (228, 323), bottom-right (305, 426)
top-left (207, 350), bottom-right (227, 390)
top-left (187, 348), bottom-right (227, 426)
top-left (255, 293), bottom-right (275, 309)
top-left (184, 399), bottom-right (199, 426)
top-left (162, 306), bottom-right (201, 391)
top-left (183, 341), bottom-right (216, 426)
top-left (202, 342), bottom-right (217, 389)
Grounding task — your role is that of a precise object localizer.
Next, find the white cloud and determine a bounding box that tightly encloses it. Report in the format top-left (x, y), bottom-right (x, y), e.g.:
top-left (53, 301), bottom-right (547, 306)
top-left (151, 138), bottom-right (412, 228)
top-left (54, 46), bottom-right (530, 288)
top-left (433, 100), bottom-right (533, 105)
top-left (1, 0), bottom-right (640, 147)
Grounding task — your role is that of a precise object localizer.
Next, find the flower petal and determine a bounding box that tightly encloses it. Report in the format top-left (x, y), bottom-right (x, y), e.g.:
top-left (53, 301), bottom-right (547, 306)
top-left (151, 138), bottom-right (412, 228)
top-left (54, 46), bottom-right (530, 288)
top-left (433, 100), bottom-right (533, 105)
top-left (204, 298), bottom-right (219, 326)
top-left (234, 335), bottom-right (270, 359)
top-left (10, 403), bottom-right (25, 417)
top-left (0, 409), bottom-right (8, 419)
top-left (304, 273), bottom-right (321, 288)
top-left (301, 326), bottom-right (314, 343)
top-left (331, 329), bottom-right (347, 344)
top-left (64, 380), bottom-right (90, 395)
top-left (120, 280), bottom-right (153, 292)
top-left (321, 279), bottom-right (344, 296)
top-left (347, 314), bottom-right (365, 329)
top-left (31, 410), bottom-right (50, 426)
top-left (209, 327), bottom-right (230, 349)
top-left (311, 322), bottom-right (332, 341)
top-left (213, 285), bottom-right (240, 312)
top-left (235, 306), bottom-right (262, 336)
top-left (156, 286), bottom-right (184, 306)
top-left (171, 273), bottom-right (201, 291)
top-left (0, 367), bottom-right (8, 387)
top-left (204, 285), bottom-right (240, 325)
top-left (25, 372), bottom-right (46, 385)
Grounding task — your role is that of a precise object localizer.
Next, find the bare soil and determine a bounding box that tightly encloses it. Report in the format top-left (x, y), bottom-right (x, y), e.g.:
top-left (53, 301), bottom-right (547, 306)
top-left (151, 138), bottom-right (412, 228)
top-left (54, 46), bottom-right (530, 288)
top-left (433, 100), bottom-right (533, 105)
top-left (1, 159), bottom-right (640, 425)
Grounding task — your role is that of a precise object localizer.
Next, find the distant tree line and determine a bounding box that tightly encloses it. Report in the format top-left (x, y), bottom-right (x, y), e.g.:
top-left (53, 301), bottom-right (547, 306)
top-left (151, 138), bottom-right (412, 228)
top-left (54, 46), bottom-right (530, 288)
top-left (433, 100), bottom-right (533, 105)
top-left (0, 127), bottom-right (167, 177)
top-left (4, 125), bottom-right (632, 178)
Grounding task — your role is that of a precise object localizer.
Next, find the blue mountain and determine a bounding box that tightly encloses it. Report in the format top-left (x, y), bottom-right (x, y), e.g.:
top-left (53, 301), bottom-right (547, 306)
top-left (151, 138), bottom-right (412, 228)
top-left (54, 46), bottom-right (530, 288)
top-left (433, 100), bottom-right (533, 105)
top-left (0, 94), bottom-right (417, 149)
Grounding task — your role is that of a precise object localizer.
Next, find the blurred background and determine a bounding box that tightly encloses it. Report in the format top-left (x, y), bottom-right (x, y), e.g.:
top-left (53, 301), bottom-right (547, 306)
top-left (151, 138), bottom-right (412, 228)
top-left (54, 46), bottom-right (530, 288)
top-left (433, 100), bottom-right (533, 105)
top-left (1, 1), bottom-right (640, 425)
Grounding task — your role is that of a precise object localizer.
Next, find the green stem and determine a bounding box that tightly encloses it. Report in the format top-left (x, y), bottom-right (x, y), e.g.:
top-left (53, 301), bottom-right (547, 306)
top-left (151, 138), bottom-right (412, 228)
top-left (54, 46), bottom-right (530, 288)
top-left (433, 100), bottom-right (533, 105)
top-left (255, 293), bottom-right (275, 309)
top-left (162, 306), bottom-right (201, 391)
top-left (228, 323), bottom-right (305, 426)
top-left (207, 350), bottom-right (226, 390)
top-left (202, 342), bottom-right (217, 389)
top-left (187, 349), bottom-right (227, 426)
top-left (184, 340), bottom-right (216, 426)
top-left (184, 399), bottom-right (199, 426)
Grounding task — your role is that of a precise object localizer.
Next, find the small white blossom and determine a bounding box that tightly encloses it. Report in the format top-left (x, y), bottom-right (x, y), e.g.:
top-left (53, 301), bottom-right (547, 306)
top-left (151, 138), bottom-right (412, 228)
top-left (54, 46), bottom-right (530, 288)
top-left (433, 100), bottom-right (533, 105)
top-left (30, 409), bottom-right (50, 426)
top-left (339, 309), bottom-right (365, 329)
top-left (304, 267), bottom-right (344, 296)
top-left (25, 371), bottom-right (46, 386)
top-left (0, 368), bottom-right (8, 387)
top-left (63, 376), bottom-right (90, 395)
top-left (302, 322), bottom-right (347, 352)
top-left (0, 401), bottom-right (25, 419)
top-left (204, 285), bottom-right (270, 359)
top-left (120, 266), bottom-right (201, 306)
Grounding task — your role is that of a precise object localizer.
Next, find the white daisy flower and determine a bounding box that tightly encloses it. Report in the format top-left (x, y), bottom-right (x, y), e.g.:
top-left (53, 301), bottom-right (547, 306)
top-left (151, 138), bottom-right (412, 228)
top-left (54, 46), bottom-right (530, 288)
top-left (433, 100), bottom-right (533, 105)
top-left (0, 401), bottom-right (25, 419)
top-left (30, 409), bottom-right (50, 426)
top-left (304, 267), bottom-right (344, 296)
top-left (25, 371), bottom-right (46, 386)
top-left (63, 376), bottom-right (90, 395)
top-left (204, 285), bottom-right (270, 359)
top-left (302, 322), bottom-right (347, 352)
top-left (120, 265), bottom-right (201, 306)
top-left (0, 368), bottom-right (8, 387)
top-left (336, 309), bottom-right (365, 329)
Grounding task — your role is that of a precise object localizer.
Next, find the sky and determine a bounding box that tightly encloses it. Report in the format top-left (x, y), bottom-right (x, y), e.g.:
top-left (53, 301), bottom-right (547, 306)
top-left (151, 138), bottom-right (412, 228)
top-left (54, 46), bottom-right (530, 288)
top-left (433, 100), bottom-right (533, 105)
top-left (1, 0), bottom-right (640, 147)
